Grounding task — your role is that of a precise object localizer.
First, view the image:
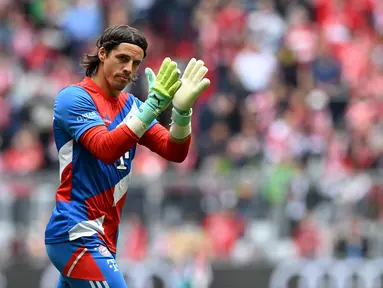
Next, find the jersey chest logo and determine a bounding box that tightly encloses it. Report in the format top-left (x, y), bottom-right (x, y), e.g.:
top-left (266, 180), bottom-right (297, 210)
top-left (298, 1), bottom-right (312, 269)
top-left (102, 114), bottom-right (112, 125)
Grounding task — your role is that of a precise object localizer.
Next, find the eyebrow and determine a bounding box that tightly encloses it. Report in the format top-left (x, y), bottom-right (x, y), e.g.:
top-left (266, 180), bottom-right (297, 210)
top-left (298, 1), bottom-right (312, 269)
top-left (116, 53), bottom-right (142, 64)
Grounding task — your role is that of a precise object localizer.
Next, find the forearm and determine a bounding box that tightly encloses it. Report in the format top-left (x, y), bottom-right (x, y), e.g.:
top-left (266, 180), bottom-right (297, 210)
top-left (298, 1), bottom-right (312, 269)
top-left (139, 124), bottom-right (191, 163)
top-left (80, 116), bottom-right (147, 164)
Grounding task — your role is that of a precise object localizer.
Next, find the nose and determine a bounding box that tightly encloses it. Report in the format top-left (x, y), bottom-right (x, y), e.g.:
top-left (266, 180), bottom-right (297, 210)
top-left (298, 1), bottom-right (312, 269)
top-left (123, 60), bottom-right (133, 75)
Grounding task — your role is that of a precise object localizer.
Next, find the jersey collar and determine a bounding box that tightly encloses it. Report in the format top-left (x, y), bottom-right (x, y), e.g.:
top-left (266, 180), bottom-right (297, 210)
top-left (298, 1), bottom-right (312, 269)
top-left (82, 77), bottom-right (119, 103)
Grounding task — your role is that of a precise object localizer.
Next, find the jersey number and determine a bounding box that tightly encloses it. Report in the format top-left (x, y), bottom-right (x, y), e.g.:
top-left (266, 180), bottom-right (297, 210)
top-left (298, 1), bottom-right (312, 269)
top-left (117, 152), bottom-right (130, 170)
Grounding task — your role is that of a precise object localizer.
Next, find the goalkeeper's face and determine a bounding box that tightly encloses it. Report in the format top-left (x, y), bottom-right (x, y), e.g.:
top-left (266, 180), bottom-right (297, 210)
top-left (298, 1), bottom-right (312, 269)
top-left (100, 43), bottom-right (144, 92)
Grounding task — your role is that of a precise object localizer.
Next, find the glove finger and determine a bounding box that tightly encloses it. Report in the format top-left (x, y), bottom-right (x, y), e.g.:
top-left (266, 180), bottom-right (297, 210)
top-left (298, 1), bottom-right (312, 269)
top-left (192, 66), bottom-right (208, 84)
top-left (168, 79), bottom-right (182, 96)
top-left (182, 58), bottom-right (196, 80)
top-left (189, 60), bottom-right (204, 80)
top-left (193, 78), bottom-right (211, 97)
top-left (145, 68), bottom-right (156, 87)
top-left (157, 57), bottom-right (171, 83)
top-left (166, 61), bottom-right (178, 74)
top-left (165, 68), bottom-right (181, 89)
top-left (161, 60), bottom-right (177, 85)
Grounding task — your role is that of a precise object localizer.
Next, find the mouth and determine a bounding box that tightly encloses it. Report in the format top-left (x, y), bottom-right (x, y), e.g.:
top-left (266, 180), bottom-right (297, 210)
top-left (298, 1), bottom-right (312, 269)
top-left (117, 75), bottom-right (130, 81)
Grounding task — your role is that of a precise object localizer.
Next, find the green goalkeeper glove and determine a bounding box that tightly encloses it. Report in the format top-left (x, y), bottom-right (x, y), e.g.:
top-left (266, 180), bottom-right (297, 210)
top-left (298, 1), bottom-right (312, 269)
top-left (136, 57), bottom-right (182, 126)
top-left (171, 58), bottom-right (210, 126)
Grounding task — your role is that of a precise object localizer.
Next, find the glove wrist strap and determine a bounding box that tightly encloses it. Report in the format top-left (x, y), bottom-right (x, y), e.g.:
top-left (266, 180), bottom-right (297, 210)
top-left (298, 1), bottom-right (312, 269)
top-left (170, 122), bottom-right (191, 140)
top-left (136, 101), bottom-right (158, 126)
top-left (172, 107), bottom-right (192, 126)
top-left (125, 116), bottom-right (148, 138)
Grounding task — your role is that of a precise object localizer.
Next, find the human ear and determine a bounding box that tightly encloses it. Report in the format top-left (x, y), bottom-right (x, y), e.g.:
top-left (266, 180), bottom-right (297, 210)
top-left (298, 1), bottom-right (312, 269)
top-left (98, 47), bottom-right (107, 62)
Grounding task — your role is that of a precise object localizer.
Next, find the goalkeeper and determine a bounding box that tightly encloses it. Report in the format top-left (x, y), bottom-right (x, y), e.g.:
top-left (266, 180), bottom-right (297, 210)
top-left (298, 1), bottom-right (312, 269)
top-left (44, 24), bottom-right (210, 288)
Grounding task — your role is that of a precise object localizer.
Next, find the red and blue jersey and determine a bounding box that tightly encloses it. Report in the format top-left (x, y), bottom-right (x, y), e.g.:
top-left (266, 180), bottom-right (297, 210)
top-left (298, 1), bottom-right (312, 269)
top-left (45, 77), bottom-right (157, 253)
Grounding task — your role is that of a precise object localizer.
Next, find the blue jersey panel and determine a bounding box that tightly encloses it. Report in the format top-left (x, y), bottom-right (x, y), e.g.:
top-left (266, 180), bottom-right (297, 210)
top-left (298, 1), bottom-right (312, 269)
top-left (54, 86), bottom-right (105, 142)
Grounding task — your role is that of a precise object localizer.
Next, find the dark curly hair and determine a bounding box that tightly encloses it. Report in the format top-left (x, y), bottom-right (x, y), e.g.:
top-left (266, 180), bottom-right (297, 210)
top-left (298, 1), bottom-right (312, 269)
top-left (81, 25), bottom-right (148, 77)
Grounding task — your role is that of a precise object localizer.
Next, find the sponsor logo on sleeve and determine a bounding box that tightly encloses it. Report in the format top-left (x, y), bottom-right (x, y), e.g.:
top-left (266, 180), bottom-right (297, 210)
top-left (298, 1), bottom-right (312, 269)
top-left (77, 111), bottom-right (100, 122)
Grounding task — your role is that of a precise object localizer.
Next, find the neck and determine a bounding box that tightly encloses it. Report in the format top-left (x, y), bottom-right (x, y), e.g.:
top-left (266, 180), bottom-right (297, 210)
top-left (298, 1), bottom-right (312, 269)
top-left (92, 72), bottom-right (119, 98)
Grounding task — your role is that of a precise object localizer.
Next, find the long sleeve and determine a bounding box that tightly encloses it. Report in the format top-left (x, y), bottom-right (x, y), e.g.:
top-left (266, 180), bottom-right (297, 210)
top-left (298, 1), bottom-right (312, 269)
top-left (80, 125), bottom-right (139, 164)
top-left (139, 123), bottom-right (191, 163)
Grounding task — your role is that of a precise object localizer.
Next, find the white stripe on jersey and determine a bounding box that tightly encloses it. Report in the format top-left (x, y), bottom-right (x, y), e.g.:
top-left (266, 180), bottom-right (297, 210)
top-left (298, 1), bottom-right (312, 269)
top-left (68, 215), bottom-right (105, 241)
top-left (58, 140), bottom-right (73, 181)
top-left (102, 281), bottom-right (110, 288)
top-left (95, 281), bottom-right (103, 288)
top-left (89, 281), bottom-right (96, 288)
top-left (113, 173), bottom-right (131, 206)
top-left (67, 247), bottom-right (88, 277)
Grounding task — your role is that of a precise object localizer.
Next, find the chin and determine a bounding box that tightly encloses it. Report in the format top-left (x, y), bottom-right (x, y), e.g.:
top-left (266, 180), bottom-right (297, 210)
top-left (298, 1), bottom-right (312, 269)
top-left (113, 81), bottom-right (129, 92)
top-left (116, 85), bottom-right (127, 91)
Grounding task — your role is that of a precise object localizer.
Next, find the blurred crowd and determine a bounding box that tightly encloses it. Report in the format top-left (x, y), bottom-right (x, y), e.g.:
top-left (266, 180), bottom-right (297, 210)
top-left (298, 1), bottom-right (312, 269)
top-left (1, 0), bottom-right (383, 286)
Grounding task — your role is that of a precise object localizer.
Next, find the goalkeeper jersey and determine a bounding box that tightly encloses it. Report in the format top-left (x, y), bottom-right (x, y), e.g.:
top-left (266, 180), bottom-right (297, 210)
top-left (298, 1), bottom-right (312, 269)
top-left (45, 77), bottom-right (156, 253)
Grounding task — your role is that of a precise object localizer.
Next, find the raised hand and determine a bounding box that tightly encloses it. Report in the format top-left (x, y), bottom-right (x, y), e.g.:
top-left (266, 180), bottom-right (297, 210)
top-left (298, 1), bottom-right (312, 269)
top-left (172, 58), bottom-right (211, 113)
top-left (136, 57), bottom-right (182, 126)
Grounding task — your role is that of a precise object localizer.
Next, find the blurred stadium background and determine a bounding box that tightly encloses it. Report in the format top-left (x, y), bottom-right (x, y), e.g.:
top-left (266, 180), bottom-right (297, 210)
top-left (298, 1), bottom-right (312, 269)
top-left (0, 0), bottom-right (383, 287)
